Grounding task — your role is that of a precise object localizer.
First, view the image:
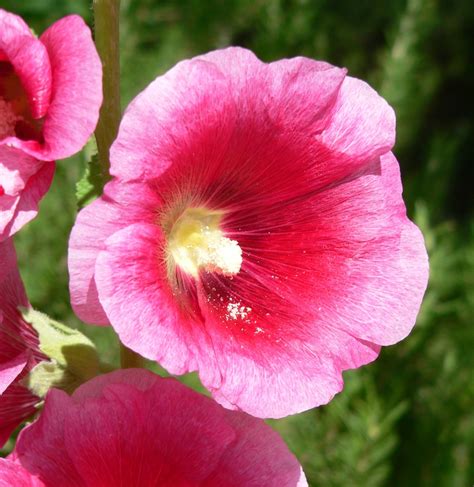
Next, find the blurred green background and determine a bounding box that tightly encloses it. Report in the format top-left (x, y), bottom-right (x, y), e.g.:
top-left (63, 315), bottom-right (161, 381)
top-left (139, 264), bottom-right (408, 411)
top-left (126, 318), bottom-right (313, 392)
top-left (3, 0), bottom-right (474, 485)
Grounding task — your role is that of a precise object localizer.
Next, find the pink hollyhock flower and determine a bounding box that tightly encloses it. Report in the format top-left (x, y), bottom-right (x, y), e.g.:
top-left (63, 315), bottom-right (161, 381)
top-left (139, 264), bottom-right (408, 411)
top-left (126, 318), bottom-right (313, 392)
top-left (0, 369), bottom-right (307, 486)
top-left (0, 9), bottom-right (102, 239)
top-left (0, 9), bottom-right (102, 160)
top-left (0, 239), bottom-right (45, 446)
top-left (69, 48), bottom-right (429, 418)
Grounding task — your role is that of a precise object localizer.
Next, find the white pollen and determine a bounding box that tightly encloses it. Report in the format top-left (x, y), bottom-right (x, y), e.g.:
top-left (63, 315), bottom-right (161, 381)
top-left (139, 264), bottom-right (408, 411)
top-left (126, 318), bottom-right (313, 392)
top-left (0, 98), bottom-right (20, 139)
top-left (226, 301), bottom-right (252, 321)
top-left (196, 229), bottom-right (242, 275)
top-left (168, 208), bottom-right (243, 277)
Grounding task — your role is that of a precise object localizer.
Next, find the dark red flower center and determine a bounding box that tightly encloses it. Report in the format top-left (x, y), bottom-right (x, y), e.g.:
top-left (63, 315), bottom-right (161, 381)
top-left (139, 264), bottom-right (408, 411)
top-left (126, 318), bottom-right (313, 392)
top-left (0, 62), bottom-right (43, 142)
top-left (154, 117), bottom-right (340, 345)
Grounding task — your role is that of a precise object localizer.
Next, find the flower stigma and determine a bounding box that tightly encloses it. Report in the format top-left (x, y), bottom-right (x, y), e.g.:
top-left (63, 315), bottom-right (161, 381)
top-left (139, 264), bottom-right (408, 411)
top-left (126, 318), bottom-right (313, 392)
top-left (167, 208), bottom-right (242, 278)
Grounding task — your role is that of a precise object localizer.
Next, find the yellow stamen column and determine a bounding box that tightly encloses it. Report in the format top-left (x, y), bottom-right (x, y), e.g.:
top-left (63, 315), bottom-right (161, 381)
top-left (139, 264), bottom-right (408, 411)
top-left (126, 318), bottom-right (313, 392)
top-left (167, 208), bottom-right (242, 277)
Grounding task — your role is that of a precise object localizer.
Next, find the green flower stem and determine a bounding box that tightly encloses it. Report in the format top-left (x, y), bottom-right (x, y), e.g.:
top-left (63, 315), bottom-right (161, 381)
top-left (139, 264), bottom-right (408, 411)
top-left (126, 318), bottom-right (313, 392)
top-left (120, 342), bottom-right (144, 369)
top-left (93, 0), bottom-right (121, 182)
top-left (94, 0), bottom-right (143, 369)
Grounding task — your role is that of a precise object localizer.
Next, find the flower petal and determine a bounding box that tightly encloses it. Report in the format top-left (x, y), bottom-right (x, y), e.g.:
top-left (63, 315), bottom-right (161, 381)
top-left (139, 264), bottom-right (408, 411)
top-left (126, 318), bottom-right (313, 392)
top-left (0, 193), bottom-right (19, 238)
top-left (0, 238), bottom-right (27, 307)
top-left (14, 389), bottom-right (83, 486)
top-left (317, 75), bottom-right (396, 163)
top-left (94, 223), bottom-right (197, 373)
top-left (0, 9), bottom-right (51, 119)
top-left (326, 212), bottom-right (429, 345)
top-left (0, 9), bottom-right (31, 38)
top-left (0, 353), bottom-right (27, 395)
top-left (0, 238), bottom-right (41, 362)
top-left (13, 369), bottom-right (305, 486)
top-left (298, 152), bottom-right (429, 346)
top-left (110, 57), bottom-right (236, 181)
top-left (0, 146), bottom-right (44, 196)
top-left (65, 374), bottom-right (234, 485)
top-left (36, 15), bottom-right (102, 160)
top-left (68, 180), bottom-right (160, 325)
top-left (2, 161), bottom-right (54, 240)
top-left (111, 48), bottom-right (348, 183)
top-left (196, 311), bottom-right (379, 418)
top-left (0, 458), bottom-right (41, 487)
top-left (205, 411), bottom-right (307, 486)
top-left (199, 47), bottom-right (346, 134)
top-left (0, 383), bottom-right (38, 448)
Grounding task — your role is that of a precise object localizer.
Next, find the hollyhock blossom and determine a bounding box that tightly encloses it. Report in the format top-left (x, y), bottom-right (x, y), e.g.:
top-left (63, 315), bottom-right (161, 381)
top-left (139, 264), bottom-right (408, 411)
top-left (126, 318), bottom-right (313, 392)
top-left (0, 9), bottom-right (102, 239)
top-left (0, 239), bottom-right (45, 446)
top-left (69, 47), bottom-right (429, 418)
top-left (0, 369), bottom-right (307, 486)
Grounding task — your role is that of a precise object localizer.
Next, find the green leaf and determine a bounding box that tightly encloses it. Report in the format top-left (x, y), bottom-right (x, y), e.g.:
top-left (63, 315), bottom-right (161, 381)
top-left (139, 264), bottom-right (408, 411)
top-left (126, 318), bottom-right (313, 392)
top-left (75, 153), bottom-right (105, 209)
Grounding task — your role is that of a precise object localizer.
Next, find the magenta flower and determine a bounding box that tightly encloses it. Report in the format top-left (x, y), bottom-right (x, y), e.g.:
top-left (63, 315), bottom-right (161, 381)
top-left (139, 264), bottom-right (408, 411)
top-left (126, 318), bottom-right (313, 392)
top-left (0, 369), bottom-right (307, 486)
top-left (0, 9), bottom-right (102, 239)
top-left (69, 48), bottom-right (429, 418)
top-left (0, 239), bottom-right (45, 445)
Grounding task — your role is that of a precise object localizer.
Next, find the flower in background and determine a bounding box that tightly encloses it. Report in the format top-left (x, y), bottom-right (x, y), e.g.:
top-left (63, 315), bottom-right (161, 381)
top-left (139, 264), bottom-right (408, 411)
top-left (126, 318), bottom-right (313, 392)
top-left (69, 47), bottom-right (429, 418)
top-left (0, 9), bottom-right (102, 160)
top-left (0, 9), bottom-right (102, 239)
top-left (0, 239), bottom-right (45, 446)
top-left (0, 369), bottom-right (307, 486)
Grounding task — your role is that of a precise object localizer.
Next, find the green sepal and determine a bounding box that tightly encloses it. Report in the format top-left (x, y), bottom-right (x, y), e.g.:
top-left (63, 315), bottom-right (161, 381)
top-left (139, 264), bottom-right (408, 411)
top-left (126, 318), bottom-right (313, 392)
top-left (20, 308), bottom-right (100, 384)
top-left (75, 137), bottom-right (106, 209)
top-left (75, 153), bottom-right (106, 209)
top-left (25, 360), bottom-right (78, 398)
